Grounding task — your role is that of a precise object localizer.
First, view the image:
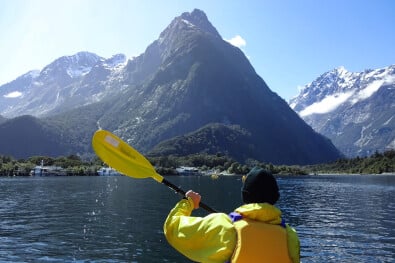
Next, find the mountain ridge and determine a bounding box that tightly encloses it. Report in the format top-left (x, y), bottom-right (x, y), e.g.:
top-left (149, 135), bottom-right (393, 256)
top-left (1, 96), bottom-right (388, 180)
top-left (290, 65), bottom-right (395, 157)
top-left (0, 115), bottom-right (68, 158)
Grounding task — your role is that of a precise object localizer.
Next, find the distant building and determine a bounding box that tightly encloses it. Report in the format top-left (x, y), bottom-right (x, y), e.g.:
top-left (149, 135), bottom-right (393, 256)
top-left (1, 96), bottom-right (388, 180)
top-left (176, 166), bottom-right (201, 176)
top-left (30, 166), bottom-right (66, 176)
top-left (97, 167), bottom-right (121, 176)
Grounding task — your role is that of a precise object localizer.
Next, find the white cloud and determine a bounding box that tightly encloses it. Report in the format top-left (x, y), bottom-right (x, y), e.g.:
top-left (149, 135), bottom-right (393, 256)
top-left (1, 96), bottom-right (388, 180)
top-left (299, 91), bottom-right (354, 117)
top-left (356, 79), bottom-right (383, 101)
top-left (352, 74), bottom-right (395, 104)
top-left (225, 35), bottom-right (246, 48)
top-left (4, 91), bottom-right (22, 98)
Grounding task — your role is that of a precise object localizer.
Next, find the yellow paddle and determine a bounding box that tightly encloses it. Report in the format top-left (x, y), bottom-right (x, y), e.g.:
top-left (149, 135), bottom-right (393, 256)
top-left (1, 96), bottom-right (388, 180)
top-left (92, 129), bottom-right (217, 213)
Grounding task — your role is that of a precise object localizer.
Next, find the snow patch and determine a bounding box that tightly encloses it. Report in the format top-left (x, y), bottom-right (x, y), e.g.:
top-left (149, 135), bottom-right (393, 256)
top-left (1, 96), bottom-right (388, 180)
top-left (103, 54), bottom-right (127, 70)
top-left (299, 91), bottom-right (354, 117)
top-left (336, 66), bottom-right (348, 76)
top-left (28, 70), bottom-right (40, 78)
top-left (32, 81), bottom-right (43, 86)
top-left (354, 123), bottom-right (373, 147)
top-left (384, 116), bottom-right (394, 126)
top-left (383, 74), bottom-right (395, 85)
top-left (4, 91), bottom-right (22, 98)
top-left (67, 66), bottom-right (92, 78)
top-left (181, 19), bottom-right (195, 28)
top-left (387, 138), bottom-right (395, 150)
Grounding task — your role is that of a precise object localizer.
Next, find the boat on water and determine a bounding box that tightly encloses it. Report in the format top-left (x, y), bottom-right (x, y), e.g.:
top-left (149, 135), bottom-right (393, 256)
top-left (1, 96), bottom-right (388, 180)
top-left (97, 167), bottom-right (121, 176)
top-left (30, 166), bottom-right (67, 176)
top-left (176, 166), bottom-right (201, 176)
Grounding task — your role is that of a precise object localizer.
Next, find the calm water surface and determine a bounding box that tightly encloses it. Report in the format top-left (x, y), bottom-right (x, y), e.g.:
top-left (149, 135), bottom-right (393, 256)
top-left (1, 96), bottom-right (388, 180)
top-left (0, 175), bottom-right (394, 262)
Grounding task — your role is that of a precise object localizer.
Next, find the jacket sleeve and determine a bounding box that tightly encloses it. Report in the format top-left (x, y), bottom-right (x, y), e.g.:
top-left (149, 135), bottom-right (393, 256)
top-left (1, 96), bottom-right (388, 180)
top-left (163, 198), bottom-right (236, 263)
top-left (286, 224), bottom-right (300, 263)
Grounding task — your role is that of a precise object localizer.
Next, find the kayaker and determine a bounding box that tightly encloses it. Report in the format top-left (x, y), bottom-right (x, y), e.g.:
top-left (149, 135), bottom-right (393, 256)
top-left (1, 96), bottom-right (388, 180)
top-left (163, 166), bottom-right (300, 263)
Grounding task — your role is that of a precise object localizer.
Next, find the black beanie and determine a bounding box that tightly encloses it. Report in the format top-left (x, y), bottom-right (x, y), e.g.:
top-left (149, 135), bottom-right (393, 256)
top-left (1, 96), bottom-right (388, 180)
top-left (242, 167), bottom-right (280, 205)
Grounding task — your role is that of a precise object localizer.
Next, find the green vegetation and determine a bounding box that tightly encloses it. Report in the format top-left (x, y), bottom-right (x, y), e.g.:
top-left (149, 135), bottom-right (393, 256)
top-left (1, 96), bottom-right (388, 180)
top-left (1, 150), bottom-right (393, 177)
top-left (148, 153), bottom-right (307, 175)
top-left (0, 155), bottom-right (103, 176)
top-left (149, 150), bottom-right (395, 175)
top-left (306, 150), bottom-right (395, 174)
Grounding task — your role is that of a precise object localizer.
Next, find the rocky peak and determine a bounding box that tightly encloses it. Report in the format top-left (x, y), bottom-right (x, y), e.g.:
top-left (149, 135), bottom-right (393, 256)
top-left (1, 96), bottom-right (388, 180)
top-left (291, 66), bottom-right (362, 112)
top-left (158, 9), bottom-right (221, 45)
top-left (179, 9), bottom-right (221, 38)
top-left (290, 64), bottom-right (395, 157)
top-left (102, 53), bottom-right (127, 69)
top-left (40, 51), bottom-right (101, 79)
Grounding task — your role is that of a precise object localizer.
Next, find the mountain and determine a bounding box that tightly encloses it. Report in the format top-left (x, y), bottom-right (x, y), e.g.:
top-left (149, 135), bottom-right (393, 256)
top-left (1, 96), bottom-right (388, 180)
top-left (0, 9), bottom-right (341, 164)
top-left (90, 9), bottom-right (341, 165)
top-left (290, 65), bottom-right (395, 157)
top-left (148, 123), bottom-right (253, 160)
top-left (0, 52), bottom-right (128, 118)
top-left (0, 115), bottom-right (71, 158)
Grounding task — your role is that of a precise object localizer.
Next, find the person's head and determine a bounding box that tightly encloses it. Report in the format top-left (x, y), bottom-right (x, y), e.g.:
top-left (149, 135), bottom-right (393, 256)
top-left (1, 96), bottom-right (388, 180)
top-left (241, 167), bottom-right (279, 205)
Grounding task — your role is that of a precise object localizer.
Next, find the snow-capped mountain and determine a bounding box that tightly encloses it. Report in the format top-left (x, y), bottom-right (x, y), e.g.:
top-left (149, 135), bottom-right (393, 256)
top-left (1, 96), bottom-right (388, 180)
top-left (0, 9), bottom-right (342, 164)
top-left (290, 65), bottom-right (395, 157)
top-left (0, 52), bottom-right (128, 117)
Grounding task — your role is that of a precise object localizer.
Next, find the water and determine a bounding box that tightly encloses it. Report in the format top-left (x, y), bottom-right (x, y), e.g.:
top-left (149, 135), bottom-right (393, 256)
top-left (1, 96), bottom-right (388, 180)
top-left (0, 175), bottom-right (394, 262)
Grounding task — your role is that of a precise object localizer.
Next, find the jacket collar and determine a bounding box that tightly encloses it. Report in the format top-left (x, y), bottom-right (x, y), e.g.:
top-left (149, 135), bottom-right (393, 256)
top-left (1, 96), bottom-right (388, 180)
top-left (234, 203), bottom-right (282, 225)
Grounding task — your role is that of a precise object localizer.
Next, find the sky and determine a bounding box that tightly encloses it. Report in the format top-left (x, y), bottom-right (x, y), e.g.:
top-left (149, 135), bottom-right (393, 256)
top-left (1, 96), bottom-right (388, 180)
top-left (1, 0), bottom-right (394, 101)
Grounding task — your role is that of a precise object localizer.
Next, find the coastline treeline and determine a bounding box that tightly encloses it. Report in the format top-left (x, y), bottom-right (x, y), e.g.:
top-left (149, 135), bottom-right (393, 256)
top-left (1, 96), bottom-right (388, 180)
top-left (0, 149), bottom-right (394, 176)
top-left (150, 150), bottom-right (395, 175)
top-left (305, 150), bottom-right (395, 175)
top-left (148, 153), bottom-right (307, 175)
top-left (0, 155), bottom-right (102, 176)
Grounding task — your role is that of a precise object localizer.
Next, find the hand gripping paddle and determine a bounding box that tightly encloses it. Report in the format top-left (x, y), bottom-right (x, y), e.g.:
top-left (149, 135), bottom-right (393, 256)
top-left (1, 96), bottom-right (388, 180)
top-left (92, 129), bottom-right (217, 213)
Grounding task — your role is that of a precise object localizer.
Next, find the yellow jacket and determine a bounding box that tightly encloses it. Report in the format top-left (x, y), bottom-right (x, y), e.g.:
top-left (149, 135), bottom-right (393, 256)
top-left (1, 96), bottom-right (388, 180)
top-left (164, 198), bottom-right (300, 263)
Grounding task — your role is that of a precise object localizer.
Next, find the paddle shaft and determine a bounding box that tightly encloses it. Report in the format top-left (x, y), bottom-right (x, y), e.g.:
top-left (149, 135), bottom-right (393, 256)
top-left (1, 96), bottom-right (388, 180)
top-left (162, 178), bottom-right (218, 213)
top-left (92, 129), bottom-right (218, 213)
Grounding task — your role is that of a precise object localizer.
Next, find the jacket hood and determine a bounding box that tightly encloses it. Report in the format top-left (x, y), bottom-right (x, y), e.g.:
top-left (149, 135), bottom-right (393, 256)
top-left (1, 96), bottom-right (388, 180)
top-left (235, 203), bottom-right (282, 225)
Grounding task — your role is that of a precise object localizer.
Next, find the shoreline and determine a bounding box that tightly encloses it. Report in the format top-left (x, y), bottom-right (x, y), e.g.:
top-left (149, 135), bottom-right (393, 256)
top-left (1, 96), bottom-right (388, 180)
top-left (307, 172), bottom-right (395, 176)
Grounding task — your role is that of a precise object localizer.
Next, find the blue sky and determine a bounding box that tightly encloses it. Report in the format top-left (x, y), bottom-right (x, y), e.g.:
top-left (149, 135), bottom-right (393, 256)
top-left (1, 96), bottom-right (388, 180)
top-left (1, 0), bottom-right (394, 101)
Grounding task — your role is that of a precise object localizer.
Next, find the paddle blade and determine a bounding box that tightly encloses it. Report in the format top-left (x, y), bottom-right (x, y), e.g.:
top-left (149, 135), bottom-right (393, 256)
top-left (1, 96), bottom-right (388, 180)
top-left (92, 130), bottom-right (163, 182)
